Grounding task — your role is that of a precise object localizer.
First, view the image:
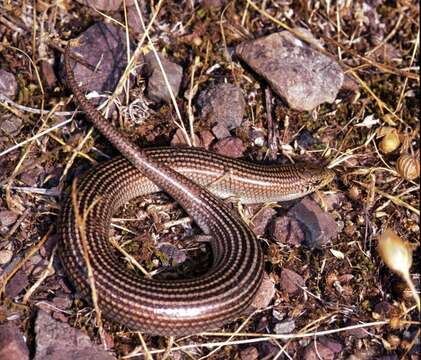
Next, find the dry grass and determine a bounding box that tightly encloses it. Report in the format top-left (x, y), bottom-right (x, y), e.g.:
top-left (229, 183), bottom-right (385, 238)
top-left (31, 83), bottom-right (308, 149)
top-left (0, 0), bottom-right (419, 358)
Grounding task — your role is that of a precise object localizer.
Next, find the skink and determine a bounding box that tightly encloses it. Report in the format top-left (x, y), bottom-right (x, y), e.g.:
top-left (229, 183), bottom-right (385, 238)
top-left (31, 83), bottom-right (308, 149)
top-left (60, 46), bottom-right (334, 336)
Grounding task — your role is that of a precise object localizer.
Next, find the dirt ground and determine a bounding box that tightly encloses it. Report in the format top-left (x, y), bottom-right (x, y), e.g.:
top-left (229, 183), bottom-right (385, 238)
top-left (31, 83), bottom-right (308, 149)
top-left (0, 1), bottom-right (419, 359)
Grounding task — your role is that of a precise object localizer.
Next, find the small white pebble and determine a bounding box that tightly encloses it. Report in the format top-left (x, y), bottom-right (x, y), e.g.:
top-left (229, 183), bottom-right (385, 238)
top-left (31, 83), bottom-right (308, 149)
top-left (0, 249), bottom-right (13, 264)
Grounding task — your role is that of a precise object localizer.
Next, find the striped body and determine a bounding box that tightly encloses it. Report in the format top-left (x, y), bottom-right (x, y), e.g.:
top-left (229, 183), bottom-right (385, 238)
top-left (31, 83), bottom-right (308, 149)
top-left (60, 46), bottom-right (334, 336)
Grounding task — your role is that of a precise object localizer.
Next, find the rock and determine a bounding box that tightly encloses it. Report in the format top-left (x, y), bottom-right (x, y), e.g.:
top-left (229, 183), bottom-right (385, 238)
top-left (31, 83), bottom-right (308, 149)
top-left (198, 83), bottom-right (246, 130)
top-left (144, 52), bottom-right (183, 103)
top-left (36, 296), bottom-right (73, 320)
top-left (201, 0), bottom-right (227, 9)
top-left (41, 60), bottom-right (58, 88)
top-left (212, 137), bottom-right (245, 158)
top-left (198, 130), bottom-right (215, 149)
top-left (302, 337), bottom-right (342, 360)
top-left (211, 123), bottom-right (231, 139)
top-left (0, 249), bottom-right (13, 265)
top-left (0, 69), bottom-right (18, 99)
top-left (250, 207), bottom-right (277, 237)
top-left (0, 210), bottom-right (18, 227)
top-left (0, 114), bottom-right (22, 136)
top-left (318, 337), bottom-right (343, 353)
top-left (255, 316), bottom-right (269, 332)
top-left (127, 4), bottom-right (149, 35)
top-left (34, 310), bottom-right (116, 360)
top-left (372, 44), bottom-right (402, 63)
top-left (170, 128), bottom-right (200, 146)
top-left (19, 165), bottom-right (44, 186)
top-left (288, 197), bottom-right (338, 248)
top-left (75, 0), bottom-right (123, 11)
top-left (279, 268), bottom-right (305, 295)
top-left (0, 323), bottom-right (29, 360)
top-left (62, 22), bottom-right (128, 100)
top-left (236, 31), bottom-right (344, 111)
top-left (251, 273), bottom-right (275, 309)
top-left (269, 216), bottom-right (305, 246)
top-left (273, 320), bottom-right (296, 334)
top-left (249, 127), bottom-right (266, 147)
top-left (5, 270), bottom-right (29, 298)
top-left (296, 128), bottom-right (318, 149)
top-left (322, 192), bottom-right (346, 212)
top-left (158, 243), bottom-right (187, 266)
top-left (341, 75), bottom-right (359, 94)
top-left (240, 346), bottom-right (259, 360)
top-left (373, 301), bottom-right (399, 319)
top-left (344, 326), bottom-right (369, 339)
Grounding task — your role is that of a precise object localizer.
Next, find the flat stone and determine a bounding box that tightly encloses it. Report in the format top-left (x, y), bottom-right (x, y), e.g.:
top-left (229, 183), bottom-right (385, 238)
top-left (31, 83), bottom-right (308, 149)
top-left (251, 273), bottom-right (275, 309)
top-left (41, 60), bottom-right (58, 88)
top-left (212, 123), bottom-right (231, 140)
top-left (19, 165), bottom-right (44, 186)
top-left (273, 320), bottom-right (296, 334)
top-left (34, 310), bottom-right (116, 360)
top-left (201, 0), bottom-right (227, 9)
top-left (288, 197), bottom-right (338, 248)
top-left (236, 31), bottom-right (344, 111)
top-left (198, 130), bottom-right (215, 149)
top-left (158, 243), bottom-right (187, 266)
top-left (0, 210), bottom-right (18, 227)
top-left (251, 207), bottom-right (277, 237)
top-left (318, 337), bottom-right (343, 353)
top-left (0, 114), bottom-right (22, 136)
top-left (303, 341), bottom-right (333, 360)
top-left (0, 323), bottom-right (29, 360)
top-left (240, 346), bottom-right (259, 360)
top-left (279, 268), bottom-right (305, 295)
top-left (296, 128), bottom-right (318, 149)
top-left (269, 216), bottom-right (305, 246)
top-left (373, 301), bottom-right (400, 319)
top-left (62, 22), bottom-right (128, 100)
top-left (0, 69), bottom-right (18, 99)
top-left (127, 4), bottom-right (148, 35)
top-left (212, 137), bottom-right (245, 158)
top-left (75, 0), bottom-right (123, 11)
top-left (0, 249), bottom-right (13, 265)
top-left (144, 52), bottom-right (183, 104)
top-left (198, 83), bottom-right (246, 130)
top-left (5, 270), bottom-right (29, 298)
top-left (344, 326), bottom-right (370, 339)
top-left (170, 128), bottom-right (200, 146)
top-left (302, 337), bottom-right (342, 360)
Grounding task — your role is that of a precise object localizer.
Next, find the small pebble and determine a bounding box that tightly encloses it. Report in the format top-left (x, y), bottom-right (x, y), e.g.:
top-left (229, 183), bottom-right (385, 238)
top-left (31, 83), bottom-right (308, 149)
top-left (288, 197), bottom-right (338, 248)
top-left (273, 320), bottom-right (296, 334)
top-left (0, 69), bottom-right (19, 99)
top-left (75, 0), bottom-right (122, 12)
top-left (0, 210), bottom-right (18, 227)
top-left (198, 83), bottom-right (246, 130)
top-left (0, 249), bottom-right (13, 265)
top-left (0, 114), bottom-right (22, 136)
top-left (212, 137), bottom-right (245, 158)
top-left (279, 268), bottom-right (305, 295)
top-left (144, 52), bottom-right (183, 104)
top-left (251, 273), bottom-right (275, 309)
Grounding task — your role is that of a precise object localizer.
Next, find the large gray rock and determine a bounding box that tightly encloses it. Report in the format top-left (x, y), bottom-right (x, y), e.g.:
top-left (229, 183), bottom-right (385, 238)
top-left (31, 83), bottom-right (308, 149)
top-left (62, 22), bottom-right (129, 99)
top-left (144, 52), bottom-right (183, 103)
top-left (236, 31), bottom-right (344, 111)
top-left (34, 310), bottom-right (116, 360)
top-left (0, 323), bottom-right (29, 360)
